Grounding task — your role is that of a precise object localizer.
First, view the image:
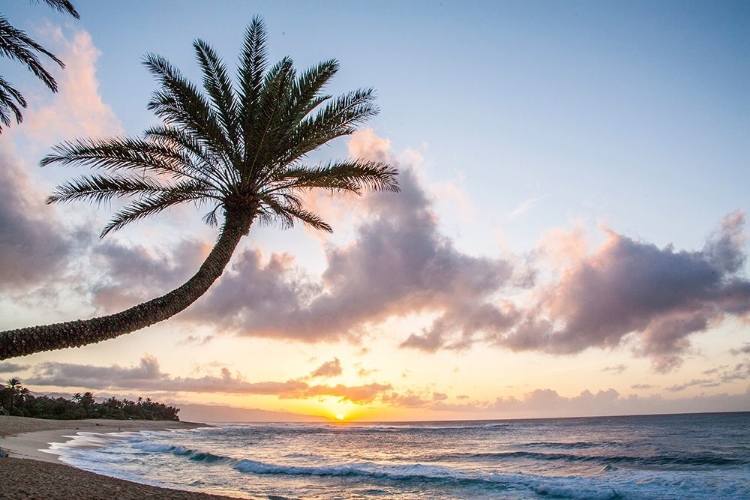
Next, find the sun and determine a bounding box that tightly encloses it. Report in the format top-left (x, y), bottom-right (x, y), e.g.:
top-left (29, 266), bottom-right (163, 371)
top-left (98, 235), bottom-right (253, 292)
top-left (335, 413), bottom-right (345, 421)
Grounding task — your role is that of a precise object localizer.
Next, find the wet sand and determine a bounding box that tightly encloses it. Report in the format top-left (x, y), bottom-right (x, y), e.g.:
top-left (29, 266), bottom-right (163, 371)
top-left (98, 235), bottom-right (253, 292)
top-left (0, 416), bottom-right (240, 499)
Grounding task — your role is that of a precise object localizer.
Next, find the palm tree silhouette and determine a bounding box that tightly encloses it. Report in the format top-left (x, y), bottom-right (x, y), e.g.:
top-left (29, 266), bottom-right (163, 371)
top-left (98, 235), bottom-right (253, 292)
top-left (0, 1), bottom-right (80, 132)
top-left (0, 17), bottom-right (398, 359)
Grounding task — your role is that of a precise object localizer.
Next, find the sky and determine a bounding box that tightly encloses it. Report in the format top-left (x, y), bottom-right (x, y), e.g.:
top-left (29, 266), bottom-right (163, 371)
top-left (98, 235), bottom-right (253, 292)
top-left (0, 0), bottom-right (749, 422)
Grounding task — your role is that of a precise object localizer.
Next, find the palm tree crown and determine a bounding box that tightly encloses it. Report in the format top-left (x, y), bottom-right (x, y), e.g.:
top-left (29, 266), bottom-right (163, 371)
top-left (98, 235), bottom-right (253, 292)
top-left (0, 0), bottom-right (80, 131)
top-left (45, 17), bottom-right (396, 235)
top-left (0, 16), bottom-right (398, 359)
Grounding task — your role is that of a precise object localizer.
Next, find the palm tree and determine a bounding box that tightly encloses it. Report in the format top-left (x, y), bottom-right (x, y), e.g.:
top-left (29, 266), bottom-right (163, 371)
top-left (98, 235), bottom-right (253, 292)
top-left (5, 378), bottom-right (21, 413)
top-left (0, 0), bottom-right (80, 132)
top-left (0, 17), bottom-right (398, 360)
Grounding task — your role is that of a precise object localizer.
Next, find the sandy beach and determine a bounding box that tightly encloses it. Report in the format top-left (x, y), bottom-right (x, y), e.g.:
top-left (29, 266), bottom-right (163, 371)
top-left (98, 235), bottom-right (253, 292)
top-left (0, 416), bottom-right (239, 499)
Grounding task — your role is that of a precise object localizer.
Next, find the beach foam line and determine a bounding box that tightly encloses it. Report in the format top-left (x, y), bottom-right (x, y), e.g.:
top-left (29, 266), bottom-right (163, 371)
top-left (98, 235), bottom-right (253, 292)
top-left (0, 416), bottom-right (206, 463)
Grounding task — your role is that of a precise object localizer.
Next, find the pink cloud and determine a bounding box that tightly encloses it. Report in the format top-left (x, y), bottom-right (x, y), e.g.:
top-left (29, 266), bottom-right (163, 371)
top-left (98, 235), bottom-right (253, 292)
top-left (188, 131), bottom-right (517, 345)
top-left (497, 212), bottom-right (750, 371)
top-left (22, 26), bottom-right (122, 143)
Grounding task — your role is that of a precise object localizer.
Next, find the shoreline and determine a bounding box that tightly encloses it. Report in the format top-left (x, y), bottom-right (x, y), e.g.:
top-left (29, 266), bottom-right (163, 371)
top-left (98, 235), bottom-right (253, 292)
top-left (0, 415), bottom-right (238, 499)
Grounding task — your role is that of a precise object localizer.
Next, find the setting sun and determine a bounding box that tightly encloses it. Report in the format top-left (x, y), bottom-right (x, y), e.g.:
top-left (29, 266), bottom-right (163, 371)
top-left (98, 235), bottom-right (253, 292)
top-left (335, 414), bottom-right (345, 421)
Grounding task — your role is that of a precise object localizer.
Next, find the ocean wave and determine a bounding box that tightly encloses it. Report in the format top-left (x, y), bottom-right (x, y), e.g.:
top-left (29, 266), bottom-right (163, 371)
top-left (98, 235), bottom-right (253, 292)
top-left (523, 440), bottom-right (621, 450)
top-left (232, 458), bottom-right (630, 499)
top-left (441, 450), bottom-right (745, 468)
top-left (132, 442), bottom-right (228, 463)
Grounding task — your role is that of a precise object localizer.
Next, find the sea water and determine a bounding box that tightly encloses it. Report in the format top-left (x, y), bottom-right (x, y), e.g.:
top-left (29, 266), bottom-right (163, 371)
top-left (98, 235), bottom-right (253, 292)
top-left (53, 412), bottom-right (750, 499)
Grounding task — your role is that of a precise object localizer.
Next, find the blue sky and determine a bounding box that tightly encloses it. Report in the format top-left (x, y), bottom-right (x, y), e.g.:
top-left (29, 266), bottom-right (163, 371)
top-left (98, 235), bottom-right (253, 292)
top-left (0, 1), bottom-right (748, 420)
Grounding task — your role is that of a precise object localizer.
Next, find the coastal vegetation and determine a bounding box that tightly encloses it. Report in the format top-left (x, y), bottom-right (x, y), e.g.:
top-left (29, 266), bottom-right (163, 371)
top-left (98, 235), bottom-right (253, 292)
top-left (0, 378), bottom-right (180, 420)
top-left (0, 0), bottom-right (80, 132)
top-left (0, 16), bottom-right (398, 359)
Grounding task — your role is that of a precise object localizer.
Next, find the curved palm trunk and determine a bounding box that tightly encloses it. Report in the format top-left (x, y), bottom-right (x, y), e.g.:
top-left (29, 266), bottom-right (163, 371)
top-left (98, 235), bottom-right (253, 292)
top-left (0, 210), bottom-right (254, 360)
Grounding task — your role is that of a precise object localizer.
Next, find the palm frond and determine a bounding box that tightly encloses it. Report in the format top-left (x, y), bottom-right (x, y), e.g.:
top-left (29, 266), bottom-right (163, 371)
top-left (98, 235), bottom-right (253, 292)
top-left (284, 59), bottom-right (338, 124)
top-left (193, 39), bottom-right (239, 148)
top-left (40, 137), bottom-right (215, 187)
top-left (0, 17), bottom-right (63, 92)
top-left (0, 76), bottom-right (26, 128)
top-left (101, 182), bottom-right (216, 237)
top-left (143, 126), bottom-right (239, 189)
top-left (47, 174), bottom-right (173, 205)
top-left (244, 57), bottom-right (295, 178)
top-left (238, 16), bottom-right (268, 157)
top-left (201, 204), bottom-right (222, 227)
top-left (272, 88), bottom-right (379, 171)
top-left (143, 54), bottom-right (232, 162)
top-left (278, 159), bottom-right (400, 194)
top-left (309, 87), bottom-right (378, 136)
top-left (260, 193), bottom-right (333, 233)
top-left (37, 0), bottom-right (80, 18)
top-left (258, 59), bottom-right (338, 168)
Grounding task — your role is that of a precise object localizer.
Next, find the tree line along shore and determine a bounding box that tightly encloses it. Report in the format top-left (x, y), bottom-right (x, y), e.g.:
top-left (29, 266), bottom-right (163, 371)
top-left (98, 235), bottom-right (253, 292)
top-left (1, 378), bottom-right (180, 421)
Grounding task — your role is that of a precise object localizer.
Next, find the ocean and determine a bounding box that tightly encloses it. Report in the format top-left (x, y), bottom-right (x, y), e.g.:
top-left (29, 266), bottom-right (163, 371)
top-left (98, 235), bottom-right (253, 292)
top-left (51, 412), bottom-right (750, 499)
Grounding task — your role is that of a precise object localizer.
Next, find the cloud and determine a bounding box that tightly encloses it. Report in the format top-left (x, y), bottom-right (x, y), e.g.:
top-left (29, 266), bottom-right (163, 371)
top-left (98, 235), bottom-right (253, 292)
top-left (381, 390), bottom-right (452, 408)
top-left (298, 383), bottom-right (391, 404)
top-left (603, 364), bottom-right (627, 374)
top-left (702, 366), bottom-right (727, 376)
top-left (90, 238), bottom-right (209, 312)
top-left (507, 195), bottom-right (548, 220)
top-left (496, 212), bottom-right (750, 371)
top-left (0, 25), bottom-right (122, 303)
top-left (309, 358), bottom-right (342, 378)
top-left (382, 391), bottom-right (432, 408)
top-left (188, 130), bottom-right (517, 346)
top-left (0, 362), bottom-right (29, 374)
top-left (731, 343), bottom-right (750, 355)
top-left (719, 361), bottom-right (750, 383)
top-left (0, 148), bottom-right (75, 290)
top-left (24, 356), bottom-right (391, 403)
top-left (179, 335), bottom-right (214, 346)
top-left (23, 26), bottom-right (122, 142)
top-left (666, 379), bottom-right (721, 392)
top-left (484, 388), bottom-right (750, 418)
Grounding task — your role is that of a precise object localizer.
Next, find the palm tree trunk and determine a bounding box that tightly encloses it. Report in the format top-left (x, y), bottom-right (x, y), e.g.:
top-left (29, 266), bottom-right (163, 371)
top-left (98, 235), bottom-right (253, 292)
top-left (0, 210), bottom-right (254, 360)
